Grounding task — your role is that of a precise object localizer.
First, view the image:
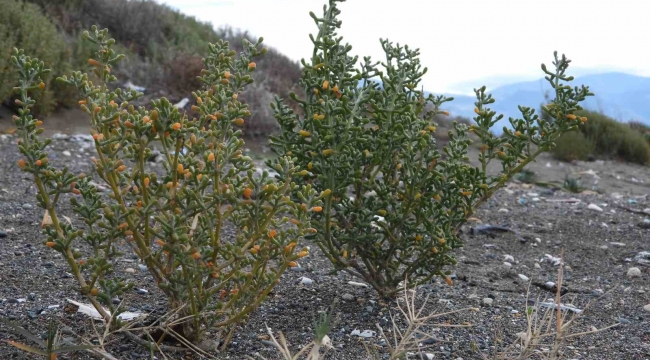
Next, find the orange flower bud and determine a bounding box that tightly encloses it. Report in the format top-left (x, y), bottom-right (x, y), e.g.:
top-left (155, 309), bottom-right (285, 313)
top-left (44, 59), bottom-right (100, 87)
top-left (172, 122), bottom-right (181, 131)
top-left (17, 159), bottom-right (26, 169)
top-left (143, 177), bottom-right (150, 187)
top-left (445, 277), bottom-right (453, 286)
top-left (90, 287), bottom-right (99, 296)
top-left (442, 111), bottom-right (450, 116)
top-left (191, 252), bottom-right (202, 260)
top-left (142, 116), bottom-right (151, 124)
top-left (197, 173), bottom-right (203, 181)
top-left (313, 114), bottom-right (325, 120)
top-left (224, 71), bottom-right (231, 78)
top-left (243, 187), bottom-right (252, 198)
top-left (297, 250), bottom-right (308, 258)
top-left (78, 100), bottom-right (87, 105)
top-left (299, 130), bottom-right (311, 137)
top-left (88, 59), bottom-right (101, 67)
top-left (289, 261), bottom-right (298, 267)
top-left (322, 80), bottom-right (329, 90)
top-left (415, 235), bottom-right (422, 241)
top-left (155, 239), bottom-right (165, 246)
top-left (177, 164), bottom-right (184, 173)
top-left (38, 82), bottom-right (45, 90)
top-left (312, 206), bottom-right (323, 212)
top-left (35, 160), bottom-right (42, 166)
top-left (207, 153), bottom-right (215, 162)
top-left (233, 118), bottom-right (245, 126)
top-left (196, 97), bottom-right (203, 105)
top-left (269, 229), bottom-right (277, 238)
top-left (116, 165), bottom-right (126, 172)
top-left (307, 162), bottom-right (313, 170)
top-left (322, 149), bottom-right (334, 156)
top-left (46, 241), bottom-right (55, 248)
top-left (248, 62), bottom-right (256, 70)
top-left (124, 121), bottom-right (134, 128)
top-left (566, 114), bottom-right (577, 120)
top-left (94, 106), bottom-right (101, 114)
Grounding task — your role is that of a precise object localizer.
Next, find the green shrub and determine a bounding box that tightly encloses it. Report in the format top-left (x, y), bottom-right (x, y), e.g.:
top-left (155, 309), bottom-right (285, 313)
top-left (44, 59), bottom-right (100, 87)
top-left (269, 0), bottom-right (593, 297)
top-left (550, 130), bottom-right (595, 161)
top-left (576, 110), bottom-right (650, 164)
top-left (13, 27), bottom-right (317, 347)
top-left (0, 0), bottom-right (74, 114)
top-left (629, 121), bottom-right (650, 144)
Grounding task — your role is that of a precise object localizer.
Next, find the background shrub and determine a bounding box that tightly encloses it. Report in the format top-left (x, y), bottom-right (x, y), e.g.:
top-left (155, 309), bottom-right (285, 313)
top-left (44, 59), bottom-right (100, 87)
top-left (550, 130), bottom-right (595, 162)
top-left (0, 0), bottom-right (74, 115)
top-left (562, 110), bottom-right (650, 164)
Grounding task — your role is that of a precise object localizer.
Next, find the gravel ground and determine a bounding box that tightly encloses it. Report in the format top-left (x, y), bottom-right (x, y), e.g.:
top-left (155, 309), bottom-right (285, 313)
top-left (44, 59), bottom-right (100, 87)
top-left (0, 132), bottom-right (649, 360)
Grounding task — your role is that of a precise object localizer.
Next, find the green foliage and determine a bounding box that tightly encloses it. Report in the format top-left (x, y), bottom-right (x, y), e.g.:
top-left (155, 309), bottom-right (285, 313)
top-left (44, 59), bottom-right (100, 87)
top-left (563, 175), bottom-right (584, 193)
top-left (13, 26), bottom-right (316, 347)
top-left (574, 110), bottom-right (650, 164)
top-left (0, 318), bottom-right (97, 359)
top-left (629, 121), bottom-right (650, 144)
top-left (269, 0), bottom-right (592, 297)
top-left (0, 0), bottom-right (75, 114)
top-left (514, 169), bottom-right (536, 184)
top-left (550, 130), bottom-right (595, 161)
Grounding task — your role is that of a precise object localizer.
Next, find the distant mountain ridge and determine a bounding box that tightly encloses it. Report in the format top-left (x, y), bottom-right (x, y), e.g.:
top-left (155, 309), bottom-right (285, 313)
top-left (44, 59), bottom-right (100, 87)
top-left (438, 72), bottom-right (650, 132)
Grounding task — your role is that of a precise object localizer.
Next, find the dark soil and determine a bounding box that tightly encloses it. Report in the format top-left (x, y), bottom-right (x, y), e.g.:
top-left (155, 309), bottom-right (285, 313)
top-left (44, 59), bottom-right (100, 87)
top-left (0, 128), bottom-right (649, 359)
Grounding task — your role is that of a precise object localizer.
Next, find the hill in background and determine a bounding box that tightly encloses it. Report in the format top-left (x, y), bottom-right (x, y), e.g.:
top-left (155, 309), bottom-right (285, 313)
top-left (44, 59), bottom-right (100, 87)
top-left (1, 0), bottom-right (303, 136)
top-left (441, 72), bottom-right (650, 132)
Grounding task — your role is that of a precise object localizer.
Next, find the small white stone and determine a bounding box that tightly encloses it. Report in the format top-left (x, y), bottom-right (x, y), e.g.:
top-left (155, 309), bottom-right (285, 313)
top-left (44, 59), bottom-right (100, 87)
top-left (588, 203), bottom-right (603, 212)
top-left (627, 267), bottom-right (642, 278)
top-left (518, 274), bottom-right (529, 281)
top-left (643, 304), bottom-right (650, 312)
top-left (534, 237), bottom-right (541, 243)
top-left (534, 263), bottom-right (541, 269)
top-left (545, 281), bottom-right (555, 289)
top-left (503, 262), bottom-right (512, 268)
top-left (504, 255), bottom-right (515, 262)
top-left (62, 150), bottom-right (71, 157)
top-left (498, 208), bottom-right (509, 213)
top-left (124, 268), bottom-right (135, 274)
top-left (300, 277), bottom-right (313, 285)
top-left (610, 242), bottom-right (626, 247)
top-left (483, 298), bottom-right (493, 305)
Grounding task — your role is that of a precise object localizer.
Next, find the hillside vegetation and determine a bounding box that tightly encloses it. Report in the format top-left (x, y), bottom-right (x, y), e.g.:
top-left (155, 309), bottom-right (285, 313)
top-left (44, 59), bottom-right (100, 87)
top-left (552, 110), bottom-right (650, 164)
top-left (1, 0), bottom-right (302, 135)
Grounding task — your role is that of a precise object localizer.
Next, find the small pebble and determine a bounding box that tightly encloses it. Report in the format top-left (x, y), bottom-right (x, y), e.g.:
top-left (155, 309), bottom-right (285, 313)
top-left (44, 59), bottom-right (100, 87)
top-left (62, 150), bottom-right (71, 157)
top-left (627, 267), bottom-right (642, 278)
top-left (482, 298), bottom-right (493, 306)
top-left (300, 277), bottom-right (313, 285)
top-left (643, 304), bottom-right (650, 312)
top-left (342, 293), bottom-right (355, 301)
top-left (137, 289), bottom-right (148, 295)
top-left (587, 203), bottom-right (603, 212)
top-left (124, 268), bottom-right (135, 274)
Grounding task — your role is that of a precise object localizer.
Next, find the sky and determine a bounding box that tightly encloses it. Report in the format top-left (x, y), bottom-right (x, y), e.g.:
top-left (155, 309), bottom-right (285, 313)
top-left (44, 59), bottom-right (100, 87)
top-left (158, 0), bottom-right (650, 94)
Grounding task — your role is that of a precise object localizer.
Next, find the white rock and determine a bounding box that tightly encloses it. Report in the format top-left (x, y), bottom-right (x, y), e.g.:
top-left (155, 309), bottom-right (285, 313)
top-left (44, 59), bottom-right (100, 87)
top-left (627, 267), bottom-right (642, 278)
top-left (587, 203), bottom-right (603, 212)
top-left (518, 274), bottom-right (530, 282)
top-left (545, 281), bottom-right (555, 289)
top-left (482, 298), bottom-right (494, 305)
top-left (124, 268), bottom-right (135, 274)
top-left (643, 304), bottom-right (650, 312)
top-left (62, 150), bottom-right (71, 157)
top-left (609, 242), bottom-right (626, 247)
top-left (173, 98), bottom-right (189, 109)
top-left (534, 263), bottom-right (541, 269)
top-left (498, 208), bottom-right (509, 213)
top-left (504, 255), bottom-right (515, 262)
top-left (350, 329), bottom-right (375, 338)
top-left (503, 262), bottom-right (512, 268)
top-left (348, 281), bottom-right (369, 288)
top-left (300, 277), bottom-right (313, 285)
top-left (534, 238), bottom-right (541, 243)
top-left (342, 293), bottom-right (355, 301)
